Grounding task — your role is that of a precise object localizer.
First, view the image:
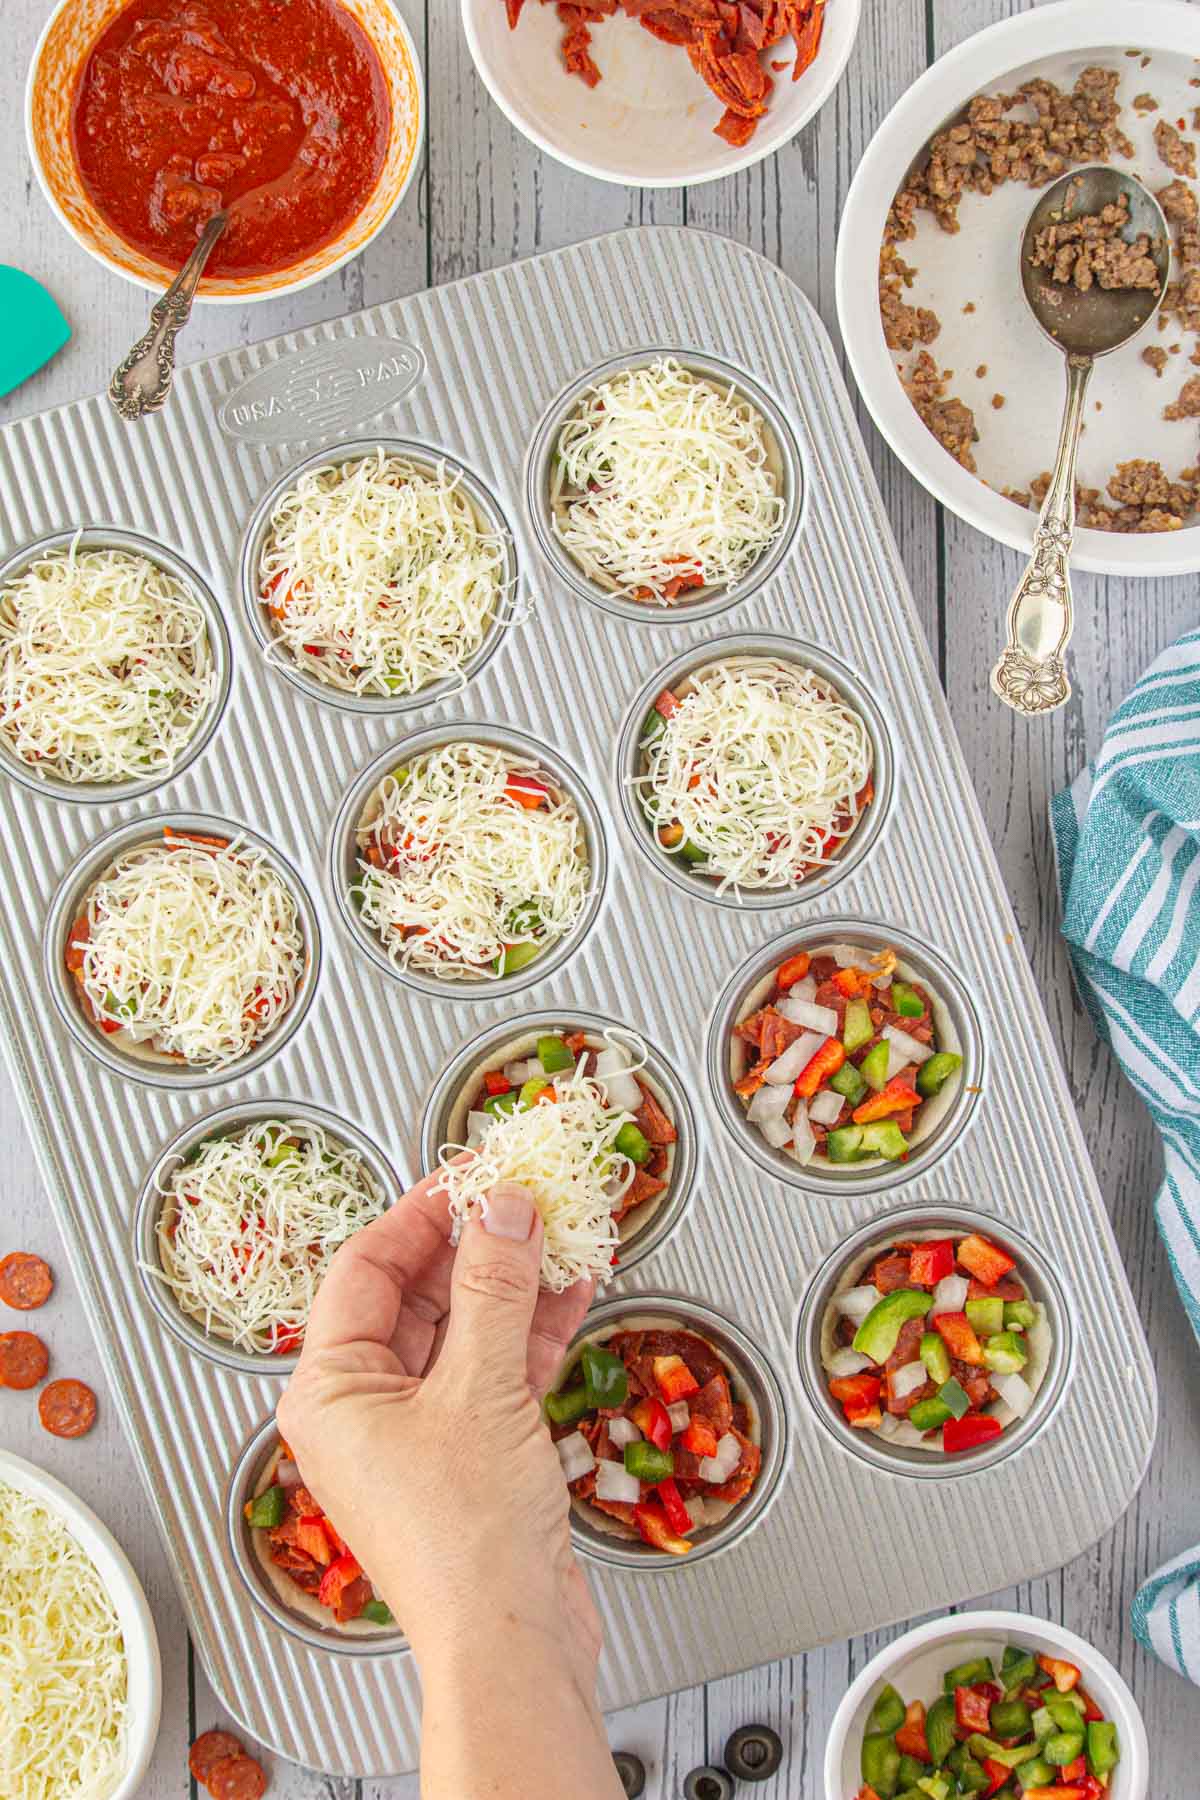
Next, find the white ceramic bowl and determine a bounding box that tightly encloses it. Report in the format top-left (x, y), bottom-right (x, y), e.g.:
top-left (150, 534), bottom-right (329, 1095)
top-left (836, 0), bottom-right (1200, 576)
top-left (824, 1609), bottom-right (1148, 1800)
top-left (26, 0), bottom-right (424, 302)
top-left (462, 0), bottom-right (861, 187)
top-left (0, 1450), bottom-right (162, 1800)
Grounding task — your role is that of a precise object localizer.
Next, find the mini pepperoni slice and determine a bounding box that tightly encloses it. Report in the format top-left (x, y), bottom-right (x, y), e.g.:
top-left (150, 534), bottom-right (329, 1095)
top-left (0, 1252), bottom-right (53, 1310)
top-left (206, 1753), bottom-right (268, 1800)
top-left (38, 1377), bottom-right (97, 1438)
top-left (189, 1731), bottom-right (245, 1785)
top-left (0, 1330), bottom-right (49, 1390)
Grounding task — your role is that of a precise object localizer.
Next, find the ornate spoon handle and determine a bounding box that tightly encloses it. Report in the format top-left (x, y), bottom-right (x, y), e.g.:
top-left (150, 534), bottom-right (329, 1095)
top-left (108, 212), bottom-right (228, 422)
top-left (990, 351), bottom-right (1093, 716)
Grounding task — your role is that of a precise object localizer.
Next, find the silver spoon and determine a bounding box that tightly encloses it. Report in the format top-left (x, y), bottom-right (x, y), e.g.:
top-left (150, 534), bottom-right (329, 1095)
top-left (991, 166), bottom-right (1170, 716)
top-left (108, 211), bottom-right (228, 422)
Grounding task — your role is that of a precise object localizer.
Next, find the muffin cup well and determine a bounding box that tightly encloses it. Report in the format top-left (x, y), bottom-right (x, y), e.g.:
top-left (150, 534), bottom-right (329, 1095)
top-left (524, 349), bottom-right (804, 625)
top-left (328, 721), bottom-right (607, 1000)
top-left (45, 811), bottom-right (321, 1091)
top-left (237, 438), bottom-right (519, 716)
top-left (797, 1203), bottom-right (1073, 1481)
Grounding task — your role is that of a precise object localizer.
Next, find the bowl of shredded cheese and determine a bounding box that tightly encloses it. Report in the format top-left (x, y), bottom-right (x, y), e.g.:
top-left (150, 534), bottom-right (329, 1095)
top-left (329, 723), bottom-right (606, 998)
top-left (0, 1450), bottom-right (161, 1800)
top-left (525, 351), bottom-right (802, 624)
top-left (239, 439), bottom-right (519, 715)
top-left (0, 526), bottom-right (230, 804)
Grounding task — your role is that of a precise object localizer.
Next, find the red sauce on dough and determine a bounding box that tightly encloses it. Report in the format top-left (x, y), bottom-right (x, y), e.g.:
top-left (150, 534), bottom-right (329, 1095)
top-left (70, 0), bottom-right (391, 280)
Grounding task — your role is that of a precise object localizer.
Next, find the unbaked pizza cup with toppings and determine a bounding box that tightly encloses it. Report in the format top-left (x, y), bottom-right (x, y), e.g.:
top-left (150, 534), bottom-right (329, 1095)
top-left (329, 722), bottom-right (606, 998)
top-left (524, 350), bottom-right (803, 624)
top-left (45, 813), bottom-right (320, 1090)
top-left (420, 1009), bottom-right (697, 1287)
top-left (617, 633), bottom-right (893, 910)
top-left (796, 1205), bottom-right (1072, 1479)
top-left (0, 527), bottom-right (230, 804)
top-left (133, 1101), bottom-right (401, 1375)
top-left (238, 438), bottom-right (518, 715)
top-left (228, 1417), bottom-right (404, 1654)
top-left (547, 1295), bottom-right (787, 1568)
top-left (709, 920), bottom-right (983, 1192)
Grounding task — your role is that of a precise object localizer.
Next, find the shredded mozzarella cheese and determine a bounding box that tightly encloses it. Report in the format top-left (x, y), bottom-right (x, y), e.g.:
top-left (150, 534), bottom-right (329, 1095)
top-left (352, 741), bottom-right (591, 979)
top-left (436, 1056), bottom-right (643, 1291)
top-left (0, 1481), bottom-right (128, 1800)
top-left (550, 358), bottom-right (784, 602)
top-left (636, 658), bottom-right (873, 893)
top-left (152, 1118), bottom-right (387, 1352)
top-left (258, 450), bottom-right (509, 697)
top-left (77, 837), bottom-right (304, 1067)
top-left (0, 539), bottom-right (216, 784)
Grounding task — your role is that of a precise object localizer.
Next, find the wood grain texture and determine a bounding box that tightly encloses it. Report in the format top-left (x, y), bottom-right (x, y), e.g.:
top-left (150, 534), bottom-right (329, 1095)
top-left (1, 0), bottom-right (1198, 1793)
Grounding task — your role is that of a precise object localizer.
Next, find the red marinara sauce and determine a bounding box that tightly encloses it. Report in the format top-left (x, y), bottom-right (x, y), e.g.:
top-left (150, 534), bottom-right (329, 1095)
top-left (70, 0), bottom-right (391, 280)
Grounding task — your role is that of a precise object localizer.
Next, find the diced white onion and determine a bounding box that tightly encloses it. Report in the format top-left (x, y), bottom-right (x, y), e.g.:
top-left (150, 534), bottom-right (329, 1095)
top-left (834, 1284), bottom-right (878, 1322)
top-left (932, 1274), bottom-right (968, 1314)
top-left (890, 1360), bottom-right (927, 1399)
top-left (787, 975), bottom-right (817, 1003)
top-left (832, 945), bottom-right (864, 967)
top-left (777, 997), bottom-right (838, 1035)
top-left (607, 1416), bottom-right (642, 1447)
top-left (595, 1459), bottom-right (642, 1505)
top-left (667, 1402), bottom-right (691, 1433)
top-left (763, 1029), bottom-right (824, 1085)
top-left (807, 1088), bottom-right (844, 1126)
top-left (788, 1104), bottom-right (817, 1165)
top-left (275, 1459), bottom-right (301, 1490)
top-left (759, 1112), bottom-right (793, 1149)
top-left (595, 1045), bottom-right (642, 1113)
top-left (503, 1058), bottom-right (540, 1084)
top-left (992, 1372), bottom-right (1034, 1418)
top-left (556, 1432), bottom-right (595, 1483)
top-left (685, 1495), bottom-right (709, 1528)
top-left (827, 1347), bottom-right (873, 1378)
top-left (882, 1024), bottom-right (934, 1067)
top-left (747, 1081), bottom-right (793, 1123)
top-left (466, 1109), bottom-right (493, 1146)
top-left (698, 1432), bottom-right (742, 1483)
top-left (875, 1411), bottom-right (902, 1438)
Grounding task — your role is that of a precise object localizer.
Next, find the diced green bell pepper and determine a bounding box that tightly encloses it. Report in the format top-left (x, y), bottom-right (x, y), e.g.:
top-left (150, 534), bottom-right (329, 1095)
top-left (246, 1485), bottom-right (287, 1530)
top-left (937, 1376), bottom-right (971, 1420)
top-left (916, 1779), bottom-right (948, 1800)
top-left (494, 940), bottom-right (542, 976)
top-left (1031, 1707), bottom-right (1056, 1742)
top-left (897, 1755), bottom-right (930, 1788)
top-left (518, 1076), bottom-right (550, 1108)
top-left (483, 1091), bottom-right (519, 1118)
top-left (860, 1040), bottom-right (891, 1092)
top-left (678, 838), bottom-right (708, 864)
top-left (925, 1696), bottom-right (957, 1766)
top-left (544, 1385), bottom-right (591, 1425)
top-left (826, 1125), bottom-right (867, 1162)
top-left (916, 1051), bottom-right (963, 1097)
top-left (891, 982), bottom-right (925, 1018)
top-left (506, 901), bottom-right (542, 936)
top-left (988, 1742), bottom-right (1043, 1771)
top-left (1004, 1300), bottom-right (1038, 1331)
top-left (965, 1296), bottom-right (1005, 1338)
top-left (953, 1755), bottom-right (991, 1795)
top-left (861, 1733), bottom-right (901, 1798)
top-left (865, 1685), bottom-right (907, 1737)
top-left (1043, 1731), bottom-right (1085, 1768)
top-left (624, 1440), bottom-right (674, 1481)
top-left (965, 1736), bottom-right (1004, 1765)
top-left (842, 998), bottom-right (874, 1052)
top-left (581, 1342), bottom-right (629, 1410)
top-left (387, 764), bottom-right (410, 787)
top-left (614, 1121), bottom-right (651, 1164)
top-left (983, 1330), bottom-right (1028, 1375)
top-left (1017, 1757), bottom-right (1056, 1791)
top-left (944, 1657), bottom-right (996, 1693)
top-left (641, 708), bottom-right (666, 741)
top-left (919, 1331), bottom-right (952, 1386)
top-left (989, 1698), bottom-right (1032, 1740)
top-left (859, 1120), bottom-right (910, 1160)
top-left (1000, 1646), bottom-right (1038, 1692)
top-left (1086, 1720), bottom-right (1120, 1778)
top-left (829, 1060), bottom-right (869, 1106)
top-left (360, 1598), bottom-right (393, 1624)
top-left (1043, 1693), bottom-right (1085, 1730)
top-left (852, 1289), bottom-right (933, 1362)
top-left (537, 1033), bottom-right (574, 1074)
top-left (908, 1396), bottom-right (953, 1432)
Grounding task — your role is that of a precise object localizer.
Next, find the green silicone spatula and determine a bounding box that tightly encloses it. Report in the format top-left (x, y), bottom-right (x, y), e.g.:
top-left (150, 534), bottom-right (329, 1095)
top-left (0, 268), bottom-right (71, 398)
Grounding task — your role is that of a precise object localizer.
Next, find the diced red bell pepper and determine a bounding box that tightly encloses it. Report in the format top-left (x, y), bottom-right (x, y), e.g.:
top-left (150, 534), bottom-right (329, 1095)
top-left (775, 951), bottom-right (811, 990)
top-left (653, 1354), bottom-right (700, 1404)
top-left (845, 1402), bottom-right (882, 1429)
top-left (982, 1759), bottom-right (1011, 1797)
top-left (633, 1499), bottom-right (692, 1555)
top-left (829, 1373), bottom-right (882, 1410)
top-left (943, 1414), bottom-right (1004, 1453)
top-left (852, 1075), bottom-right (920, 1124)
top-left (1036, 1654), bottom-right (1081, 1692)
top-left (631, 1395), bottom-right (673, 1452)
top-left (794, 1036), bottom-right (845, 1099)
top-left (317, 1551), bottom-right (363, 1610)
top-left (908, 1239), bottom-right (955, 1286)
top-left (1075, 1685), bottom-right (1104, 1723)
top-left (832, 965), bottom-right (870, 998)
top-left (1020, 1790), bottom-right (1090, 1800)
top-left (1073, 1781), bottom-right (1104, 1800)
top-left (483, 1070), bottom-right (511, 1096)
top-left (653, 688), bottom-right (681, 719)
top-left (932, 1311), bottom-right (986, 1365)
top-left (505, 773), bottom-right (550, 809)
top-left (1059, 1756), bottom-right (1087, 1782)
top-left (656, 1477), bottom-right (693, 1537)
top-left (272, 1324), bottom-right (304, 1355)
top-left (956, 1233), bottom-right (1016, 1286)
top-left (894, 1700), bottom-right (930, 1762)
top-left (855, 1789), bottom-right (883, 1800)
top-left (954, 1683), bottom-right (996, 1735)
top-left (681, 1416), bottom-right (719, 1457)
top-left (294, 1516), bottom-right (334, 1565)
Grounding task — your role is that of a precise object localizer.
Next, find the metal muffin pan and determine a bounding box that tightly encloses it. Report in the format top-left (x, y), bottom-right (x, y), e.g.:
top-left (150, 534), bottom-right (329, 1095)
top-left (615, 631), bottom-right (894, 913)
top-left (523, 347), bottom-right (805, 626)
top-left (133, 1099), bottom-right (404, 1377)
top-left (237, 436), bottom-right (520, 717)
top-left (708, 917), bottom-right (983, 1194)
top-left (796, 1203), bottom-right (1075, 1481)
top-left (0, 228), bottom-right (1156, 1776)
top-left (0, 525), bottom-right (232, 805)
top-left (328, 719), bottom-right (608, 1000)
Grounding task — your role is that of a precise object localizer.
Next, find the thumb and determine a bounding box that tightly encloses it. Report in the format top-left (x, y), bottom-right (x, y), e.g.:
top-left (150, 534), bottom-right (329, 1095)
top-left (440, 1181), bottom-right (544, 1380)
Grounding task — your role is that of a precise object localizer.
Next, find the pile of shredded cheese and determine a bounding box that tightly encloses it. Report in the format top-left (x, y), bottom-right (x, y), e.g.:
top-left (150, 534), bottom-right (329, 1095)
top-left (436, 1061), bottom-right (640, 1290)
top-left (153, 1118), bottom-right (387, 1352)
top-left (258, 450), bottom-right (509, 697)
top-left (77, 838), bottom-right (304, 1067)
top-left (636, 658), bottom-right (873, 892)
top-left (353, 741), bottom-right (590, 978)
top-left (550, 358), bottom-right (784, 601)
top-left (0, 540), bottom-right (216, 784)
top-left (0, 1481), bottom-right (128, 1800)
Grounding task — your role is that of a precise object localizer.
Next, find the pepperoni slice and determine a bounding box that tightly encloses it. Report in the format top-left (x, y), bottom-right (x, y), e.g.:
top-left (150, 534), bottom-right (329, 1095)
top-left (38, 1378), bottom-right (97, 1438)
top-left (0, 1330), bottom-right (49, 1389)
top-left (0, 1252), bottom-right (53, 1310)
top-left (206, 1753), bottom-right (268, 1800)
top-left (188, 1731), bottom-right (245, 1785)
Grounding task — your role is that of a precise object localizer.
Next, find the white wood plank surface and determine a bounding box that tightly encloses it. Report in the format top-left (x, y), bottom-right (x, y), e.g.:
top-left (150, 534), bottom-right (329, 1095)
top-left (2, 0), bottom-right (1199, 1793)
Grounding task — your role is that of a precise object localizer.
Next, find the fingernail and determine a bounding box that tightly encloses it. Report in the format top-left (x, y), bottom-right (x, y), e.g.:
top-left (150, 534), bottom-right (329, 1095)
top-left (482, 1180), bottom-right (535, 1241)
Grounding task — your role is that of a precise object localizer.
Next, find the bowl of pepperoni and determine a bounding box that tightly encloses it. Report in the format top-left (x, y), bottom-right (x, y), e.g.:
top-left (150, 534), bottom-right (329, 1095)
top-left (25, 0), bottom-right (424, 301)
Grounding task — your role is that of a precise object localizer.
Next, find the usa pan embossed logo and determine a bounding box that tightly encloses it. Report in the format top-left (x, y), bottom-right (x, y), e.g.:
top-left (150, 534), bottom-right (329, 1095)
top-left (217, 337), bottom-right (425, 445)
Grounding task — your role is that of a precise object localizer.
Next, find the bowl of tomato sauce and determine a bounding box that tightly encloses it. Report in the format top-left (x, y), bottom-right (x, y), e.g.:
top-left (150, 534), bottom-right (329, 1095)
top-left (25, 0), bottom-right (424, 302)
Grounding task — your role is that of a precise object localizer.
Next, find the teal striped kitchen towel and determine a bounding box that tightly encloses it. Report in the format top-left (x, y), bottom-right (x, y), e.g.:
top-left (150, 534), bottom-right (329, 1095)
top-left (1050, 625), bottom-right (1200, 1685)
